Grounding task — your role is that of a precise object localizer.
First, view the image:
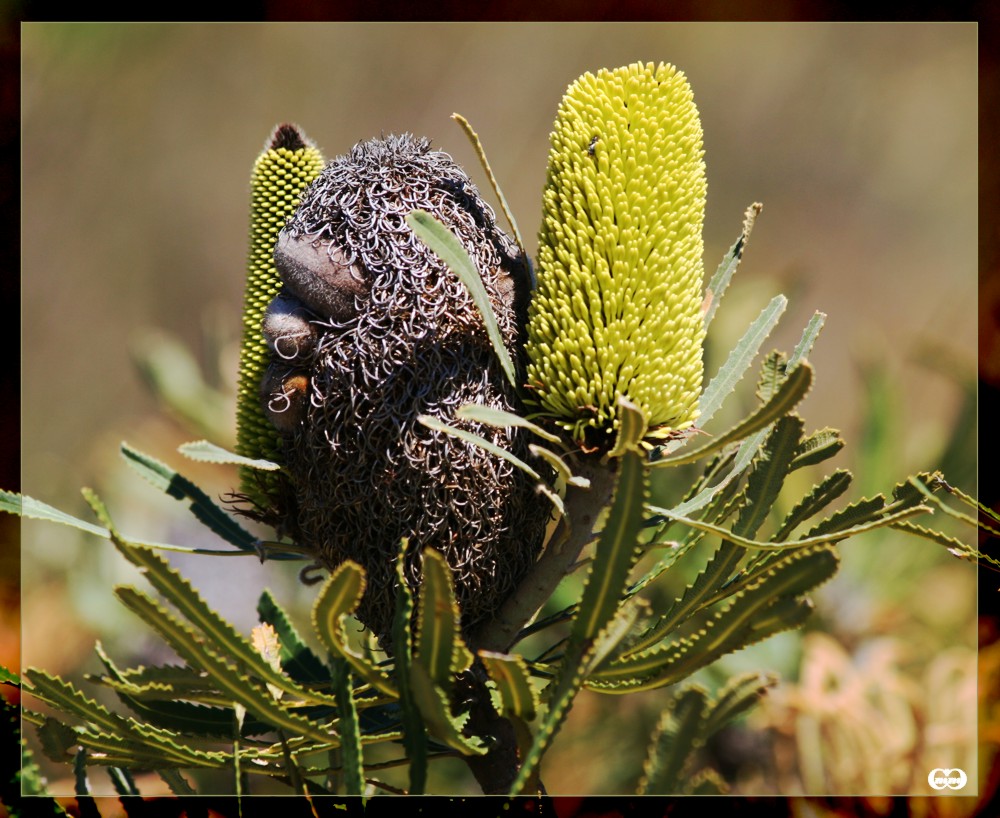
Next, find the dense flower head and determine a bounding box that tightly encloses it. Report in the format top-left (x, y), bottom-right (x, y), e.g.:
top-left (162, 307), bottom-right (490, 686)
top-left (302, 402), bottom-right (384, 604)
top-left (525, 62), bottom-right (707, 449)
top-left (235, 124), bottom-right (325, 500)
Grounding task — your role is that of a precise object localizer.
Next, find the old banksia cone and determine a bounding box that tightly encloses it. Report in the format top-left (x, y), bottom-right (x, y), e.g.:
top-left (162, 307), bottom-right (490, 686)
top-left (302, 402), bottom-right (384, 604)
top-left (525, 62), bottom-right (707, 449)
top-left (236, 124), bottom-right (325, 507)
top-left (247, 133), bottom-right (549, 644)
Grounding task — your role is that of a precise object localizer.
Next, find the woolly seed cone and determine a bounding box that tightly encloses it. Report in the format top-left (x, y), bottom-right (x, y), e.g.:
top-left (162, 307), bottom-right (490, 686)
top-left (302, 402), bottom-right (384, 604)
top-left (235, 125), bottom-right (325, 506)
top-left (525, 62), bottom-right (707, 450)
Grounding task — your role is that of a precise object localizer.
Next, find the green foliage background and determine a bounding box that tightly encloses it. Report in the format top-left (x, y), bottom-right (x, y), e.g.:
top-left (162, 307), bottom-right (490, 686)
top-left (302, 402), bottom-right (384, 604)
top-left (19, 23), bottom-right (977, 796)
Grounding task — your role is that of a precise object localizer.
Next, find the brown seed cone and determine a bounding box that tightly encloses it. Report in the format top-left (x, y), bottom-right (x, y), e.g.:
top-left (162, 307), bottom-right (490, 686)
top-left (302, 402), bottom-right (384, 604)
top-left (268, 134), bottom-right (550, 644)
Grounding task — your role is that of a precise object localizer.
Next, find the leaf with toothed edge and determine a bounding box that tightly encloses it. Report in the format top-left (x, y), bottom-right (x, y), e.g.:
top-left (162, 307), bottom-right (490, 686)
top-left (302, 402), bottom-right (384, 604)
top-left (312, 561), bottom-right (397, 698)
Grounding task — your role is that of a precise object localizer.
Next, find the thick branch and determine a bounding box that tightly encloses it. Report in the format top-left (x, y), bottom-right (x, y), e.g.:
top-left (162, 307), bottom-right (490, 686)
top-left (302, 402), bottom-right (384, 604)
top-left (471, 459), bottom-right (617, 653)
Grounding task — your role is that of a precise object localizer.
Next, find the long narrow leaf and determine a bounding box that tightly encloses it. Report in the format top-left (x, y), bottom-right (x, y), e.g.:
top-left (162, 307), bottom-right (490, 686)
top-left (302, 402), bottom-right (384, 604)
top-left (407, 209), bottom-right (518, 388)
top-left (119, 443), bottom-right (268, 557)
top-left (659, 294), bottom-right (787, 456)
top-left (312, 562), bottom-right (397, 698)
top-left (652, 363), bottom-right (812, 468)
top-left (510, 448), bottom-right (647, 794)
top-left (703, 202), bottom-right (762, 329)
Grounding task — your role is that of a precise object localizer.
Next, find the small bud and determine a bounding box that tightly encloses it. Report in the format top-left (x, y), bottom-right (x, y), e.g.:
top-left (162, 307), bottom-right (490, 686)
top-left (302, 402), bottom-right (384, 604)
top-left (262, 293), bottom-right (318, 361)
top-left (260, 366), bottom-right (310, 434)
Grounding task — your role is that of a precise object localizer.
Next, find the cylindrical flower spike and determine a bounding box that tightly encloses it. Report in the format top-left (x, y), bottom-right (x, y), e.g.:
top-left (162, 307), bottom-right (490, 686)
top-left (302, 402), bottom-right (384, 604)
top-left (235, 124), bottom-right (325, 504)
top-left (525, 62), bottom-right (707, 451)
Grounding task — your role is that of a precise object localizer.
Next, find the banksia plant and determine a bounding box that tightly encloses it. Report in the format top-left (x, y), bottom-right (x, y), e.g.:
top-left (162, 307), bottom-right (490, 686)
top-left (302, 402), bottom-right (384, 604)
top-left (525, 62), bottom-right (707, 450)
top-left (9, 61), bottom-right (981, 799)
top-left (235, 124), bottom-right (325, 509)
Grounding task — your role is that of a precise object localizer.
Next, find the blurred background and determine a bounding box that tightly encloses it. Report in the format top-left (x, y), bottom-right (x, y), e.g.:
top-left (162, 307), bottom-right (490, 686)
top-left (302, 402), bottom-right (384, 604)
top-left (17, 23), bottom-right (980, 799)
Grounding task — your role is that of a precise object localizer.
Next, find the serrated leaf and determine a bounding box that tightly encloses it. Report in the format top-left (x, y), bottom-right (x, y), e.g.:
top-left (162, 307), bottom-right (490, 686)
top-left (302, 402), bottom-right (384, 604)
top-left (0, 664), bottom-right (20, 686)
top-left (407, 209), bottom-right (517, 388)
top-left (756, 350), bottom-right (787, 405)
top-left (646, 496), bottom-right (929, 552)
top-left (774, 470), bottom-right (852, 542)
top-left (733, 414), bottom-right (804, 540)
top-left (37, 717), bottom-right (78, 762)
top-left (479, 651), bottom-right (538, 722)
top-left (529, 445), bottom-right (589, 491)
top-left (114, 587), bottom-right (340, 745)
top-left (702, 672), bottom-right (776, 734)
top-left (119, 443), bottom-right (270, 557)
top-left (789, 427), bottom-right (844, 471)
top-left (392, 541), bottom-right (428, 794)
top-left (589, 547), bottom-right (838, 692)
top-left (703, 202), bottom-right (762, 330)
top-left (415, 550), bottom-right (473, 689)
top-left (312, 562), bottom-right (397, 698)
top-left (788, 311), bottom-right (826, 368)
top-left (653, 363), bottom-right (812, 469)
top-left (101, 527), bottom-right (340, 708)
top-left (408, 662), bottom-right (487, 756)
top-left (329, 657), bottom-right (365, 795)
top-left (639, 686), bottom-right (707, 794)
top-left (257, 590), bottom-right (329, 685)
top-left (510, 448), bottom-right (647, 795)
top-left (1, 490), bottom-right (109, 538)
top-left (178, 440), bottom-right (281, 470)
top-left (26, 670), bottom-right (226, 767)
top-left (607, 398), bottom-right (648, 458)
top-left (659, 294), bottom-right (787, 457)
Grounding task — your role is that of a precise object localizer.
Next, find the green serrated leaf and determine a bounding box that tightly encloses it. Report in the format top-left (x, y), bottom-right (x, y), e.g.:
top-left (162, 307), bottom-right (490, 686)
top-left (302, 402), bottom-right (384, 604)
top-left (312, 562), bottom-right (397, 698)
top-left (756, 350), bottom-right (787, 405)
top-left (788, 312), bottom-right (826, 368)
top-left (37, 716), bottom-right (78, 762)
top-left (774, 470), bottom-right (852, 542)
top-left (329, 658), bottom-right (365, 795)
top-left (1, 490), bottom-right (109, 538)
top-left (660, 295), bottom-right (787, 457)
top-left (653, 363), bottom-right (812, 469)
top-left (416, 550), bottom-right (474, 689)
top-left (608, 398), bottom-right (648, 458)
top-left (804, 494), bottom-right (886, 538)
top-left (178, 440), bottom-right (281, 470)
top-left (703, 203), bottom-right (762, 330)
top-left (733, 415), bottom-right (804, 540)
top-left (510, 448), bottom-right (647, 795)
top-left (789, 427), bottom-right (844, 471)
top-left (257, 590), bottom-right (329, 684)
top-left (479, 651), bottom-right (538, 722)
top-left (407, 209), bottom-right (518, 388)
top-left (114, 587), bottom-right (340, 745)
top-left (702, 672), bottom-right (776, 734)
top-left (590, 547), bottom-right (838, 692)
top-left (0, 664), bottom-right (20, 686)
top-left (102, 529), bottom-right (339, 708)
top-left (392, 541), bottom-right (428, 794)
top-left (639, 686), bottom-right (707, 794)
top-left (26, 670), bottom-right (227, 767)
top-left (408, 662), bottom-right (487, 756)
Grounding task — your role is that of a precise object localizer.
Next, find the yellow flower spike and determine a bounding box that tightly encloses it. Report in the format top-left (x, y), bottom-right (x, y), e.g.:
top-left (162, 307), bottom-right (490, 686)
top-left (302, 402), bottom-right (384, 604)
top-left (525, 62), bottom-right (707, 451)
top-left (235, 124), bottom-right (325, 503)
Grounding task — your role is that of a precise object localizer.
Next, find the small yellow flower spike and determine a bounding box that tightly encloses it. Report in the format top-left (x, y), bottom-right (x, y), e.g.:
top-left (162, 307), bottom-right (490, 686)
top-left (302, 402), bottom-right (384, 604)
top-left (525, 62), bottom-right (707, 449)
top-left (235, 124), bottom-right (324, 500)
